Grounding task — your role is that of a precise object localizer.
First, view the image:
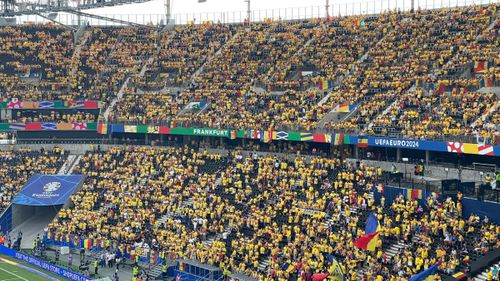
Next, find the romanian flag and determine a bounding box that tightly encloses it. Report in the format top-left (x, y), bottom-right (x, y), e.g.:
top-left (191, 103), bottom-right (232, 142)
top-left (97, 123), bottom-right (108, 134)
top-left (228, 129), bottom-right (237, 140)
top-left (338, 104), bottom-right (350, 113)
top-left (357, 137), bottom-right (368, 148)
top-left (354, 232), bottom-right (379, 251)
top-left (406, 189), bottom-right (423, 200)
top-left (318, 78), bottom-right (329, 90)
top-left (409, 264), bottom-right (438, 281)
top-left (452, 272), bottom-right (466, 280)
top-left (84, 239), bottom-right (92, 249)
top-left (474, 61), bottom-right (487, 74)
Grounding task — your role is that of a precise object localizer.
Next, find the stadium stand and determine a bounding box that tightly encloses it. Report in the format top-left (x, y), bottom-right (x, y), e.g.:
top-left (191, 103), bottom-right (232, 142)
top-left (0, 3), bottom-right (499, 281)
top-left (41, 147), bottom-right (499, 280)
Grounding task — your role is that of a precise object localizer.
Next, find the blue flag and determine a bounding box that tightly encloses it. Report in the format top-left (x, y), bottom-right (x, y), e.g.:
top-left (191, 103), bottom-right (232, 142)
top-left (409, 264), bottom-right (438, 281)
top-left (365, 212), bottom-right (379, 234)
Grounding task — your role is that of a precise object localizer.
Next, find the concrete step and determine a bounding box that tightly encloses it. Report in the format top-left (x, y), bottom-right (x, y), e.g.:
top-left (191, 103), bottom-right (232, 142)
top-left (385, 241), bottom-right (408, 259)
top-left (257, 257), bottom-right (270, 271)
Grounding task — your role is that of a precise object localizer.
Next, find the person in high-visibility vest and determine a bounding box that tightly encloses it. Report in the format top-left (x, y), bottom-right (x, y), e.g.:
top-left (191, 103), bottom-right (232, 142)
top-left (133, 265), bottom-right (138, 277)
top-left (162, 262), bottom-right (167, 278)
top-left (94, 260), bottom-right (98, 275)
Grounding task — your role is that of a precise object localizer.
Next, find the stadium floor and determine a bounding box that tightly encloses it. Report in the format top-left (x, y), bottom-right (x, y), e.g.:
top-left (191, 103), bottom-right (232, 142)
top-left (0, 255), bottom-right (68, 281)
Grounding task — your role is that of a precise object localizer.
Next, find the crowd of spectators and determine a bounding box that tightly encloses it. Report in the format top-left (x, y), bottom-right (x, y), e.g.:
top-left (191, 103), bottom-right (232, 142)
top-left (0, 24), bottom-right (73, 94)
top-left (0, 147), bottom-right (67, 213)
top-left (322, 6), bottom-right (496, 136)
top-left (133, 23), bottom-right (235, 90)
top-left (1, 109), bottom-right (98, 124)
top-left (0, 5), bottom-right (499, 142)
top-left (43, 146), bottom-right (499, 280)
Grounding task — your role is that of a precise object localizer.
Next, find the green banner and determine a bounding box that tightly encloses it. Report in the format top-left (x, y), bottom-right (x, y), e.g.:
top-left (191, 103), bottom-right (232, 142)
top-left (191, 128), bottom-right (228, 137)
top-left (170, 127), bottom-right (193, 135)
top-left (137, 125), bottom-right (149, 133)
top-left (53, 100), bottom-right (65, 108)
top-left (0, 123), bottom-right (10, 131)
top-left (86, 122), bottom-right (98, 130)
top-left (288, 132), bottom-right (301, 141)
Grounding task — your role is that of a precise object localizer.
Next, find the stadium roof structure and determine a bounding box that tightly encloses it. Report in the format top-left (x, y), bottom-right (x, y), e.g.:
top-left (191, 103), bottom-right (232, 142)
top-left (0, 0), bottom-right (163, 27)
top-left (1, 0), bottom-right (153, 16)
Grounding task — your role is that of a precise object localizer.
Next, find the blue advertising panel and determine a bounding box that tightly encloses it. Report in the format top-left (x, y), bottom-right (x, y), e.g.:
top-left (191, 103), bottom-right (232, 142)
top-left (368, 136), bottom-right (448, 152)
top-left (0, 205), bottom-right (12, 233)
top-left (494, 145), bottom-right (500, 157)
top-left (0, 245), bottom-right (92, 281)
top-left (12, 174), bottom-right (85, 206)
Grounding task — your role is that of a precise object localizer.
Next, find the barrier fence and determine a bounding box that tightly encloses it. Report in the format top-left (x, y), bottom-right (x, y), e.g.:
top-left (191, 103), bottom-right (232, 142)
top-left (0, 245), bottom-right (91, 281)
top-left (43, 233), bottom-right (166, 265)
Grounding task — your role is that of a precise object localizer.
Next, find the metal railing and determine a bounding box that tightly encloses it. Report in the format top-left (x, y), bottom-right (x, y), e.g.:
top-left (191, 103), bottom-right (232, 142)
top-left (9, 0), bottom-right (499, 26)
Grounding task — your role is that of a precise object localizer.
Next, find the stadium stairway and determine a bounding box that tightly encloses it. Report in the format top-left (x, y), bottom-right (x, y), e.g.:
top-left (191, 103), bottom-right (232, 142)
top-left (266, 37), bottom-right (315, 84)
top-left (70, 30), bottom-right (92, 76)
top-left (57, 154), bottom-right (83, 175)
top-left (474, 261), bottom-right (500, 281)
top-left (57, 154), bottom-right (77, 175)
top-left (257, 255), bottom-right (270, 273)
top-left (103, 76), bottom-right (130, 120)
top-left (190, 30), bottom-right (240, 83)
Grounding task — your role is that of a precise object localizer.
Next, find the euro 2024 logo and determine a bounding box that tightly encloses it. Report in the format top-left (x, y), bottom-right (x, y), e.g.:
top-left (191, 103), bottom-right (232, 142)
top-left (43, 182), bottom-right (61, 193)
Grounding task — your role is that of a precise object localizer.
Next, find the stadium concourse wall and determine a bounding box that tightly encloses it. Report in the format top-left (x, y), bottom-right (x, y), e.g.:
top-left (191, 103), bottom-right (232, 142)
top-left (99, 124), bottom-right (500, 157)
top-left (0, 245), bottom-right (91, 281)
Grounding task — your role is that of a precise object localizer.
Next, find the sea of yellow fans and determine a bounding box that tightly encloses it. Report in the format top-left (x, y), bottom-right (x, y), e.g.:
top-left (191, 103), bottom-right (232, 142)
top-left (0, 4), bottom-right (498, 142)
top-left (42, 146), bottom-right (499, 280)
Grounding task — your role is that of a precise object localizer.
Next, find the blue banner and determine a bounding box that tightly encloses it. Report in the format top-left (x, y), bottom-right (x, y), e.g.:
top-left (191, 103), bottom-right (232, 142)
top-left (12, 174), bottom-right (85, 206)
top-left (368, 137), bottom-right (447, 152)
top-left (0, 205), bottom-right (12, 233)
top-left (0, 245), bottom-right (91, 281)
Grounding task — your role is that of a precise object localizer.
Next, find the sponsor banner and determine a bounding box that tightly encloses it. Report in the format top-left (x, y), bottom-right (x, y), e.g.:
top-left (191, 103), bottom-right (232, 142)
top-left (191, 128), bottom-right (228, 137)
top-left (12, 174), bottom-right (85, 206)
top-left (368, 137), bottom-right (447, 151)
top-left (0, 123), bottom-right (97, 131)
top-left (84, 124), bottom-right (500, 157)
top-left (0, 100), bottom-right (100, 109)
top-left (0, 245), bottom-right (91, 281)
